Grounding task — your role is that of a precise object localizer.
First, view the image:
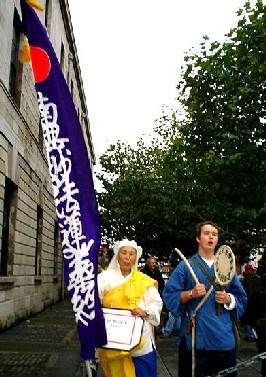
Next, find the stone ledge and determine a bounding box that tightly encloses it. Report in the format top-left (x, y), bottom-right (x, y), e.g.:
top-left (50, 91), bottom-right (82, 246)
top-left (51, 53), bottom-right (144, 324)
top-left (34, 276), bottom-right (42, 285)
top-left (0, 277), bottom-right (15, 289)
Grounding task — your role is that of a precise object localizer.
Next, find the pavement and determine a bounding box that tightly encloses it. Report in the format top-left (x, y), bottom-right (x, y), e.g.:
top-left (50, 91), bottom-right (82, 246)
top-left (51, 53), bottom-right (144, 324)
top-left (156, 329), bottom-right (261, 377)
top-left (0, 299), bottom-right (81, 377)
top-left (0, 300), bottom-right (262, 376)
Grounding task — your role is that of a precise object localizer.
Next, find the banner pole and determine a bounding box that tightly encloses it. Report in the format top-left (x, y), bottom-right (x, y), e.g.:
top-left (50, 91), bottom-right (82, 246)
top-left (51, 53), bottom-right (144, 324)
top-left (85, 360), bottom-right (93, 377)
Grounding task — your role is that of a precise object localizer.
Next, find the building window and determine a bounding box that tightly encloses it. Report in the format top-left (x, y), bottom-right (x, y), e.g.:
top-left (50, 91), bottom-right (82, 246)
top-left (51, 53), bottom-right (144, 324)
top-left (70, 80), bottom-right (74, 97)
top-left (35, 205), bottom-right (43, 276)
top-left (38, 117), bottom-right (43, 149)
top-left (0, 177), bottom-right (18, 276)
top-left (60, 42), bottom-right (65, 74)
top-left (45, 0), bottom-right (50, 29)
top-left (67, 52), bottom-right (73, 85)
top-left (9, 9), bottom-right (23, 106)
top-left (53, 221), bottom-right (59, 276)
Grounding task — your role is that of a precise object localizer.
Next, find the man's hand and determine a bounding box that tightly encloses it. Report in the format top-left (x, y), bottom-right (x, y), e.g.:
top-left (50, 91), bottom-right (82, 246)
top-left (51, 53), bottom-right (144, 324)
top-left (181, 283), bottom-right (206, 303)
top-left (192, 283), bottom-right (206, 298)
top-left (215, 290), bottom-right (231, 305)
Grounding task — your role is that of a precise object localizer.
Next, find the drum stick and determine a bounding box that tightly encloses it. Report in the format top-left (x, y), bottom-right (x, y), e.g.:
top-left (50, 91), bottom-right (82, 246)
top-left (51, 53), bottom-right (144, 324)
top-left (175, 248), bottom-right (200, 285)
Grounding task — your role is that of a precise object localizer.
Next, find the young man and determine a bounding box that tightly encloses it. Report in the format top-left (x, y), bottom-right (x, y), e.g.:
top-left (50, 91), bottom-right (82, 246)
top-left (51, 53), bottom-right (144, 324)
top-left (162, 221), bottom-right (247, 377)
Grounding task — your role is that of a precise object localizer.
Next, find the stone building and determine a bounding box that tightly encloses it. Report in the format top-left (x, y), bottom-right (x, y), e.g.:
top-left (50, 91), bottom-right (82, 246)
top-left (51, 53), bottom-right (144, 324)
top-left (0, 0), bottom-right (95, 329)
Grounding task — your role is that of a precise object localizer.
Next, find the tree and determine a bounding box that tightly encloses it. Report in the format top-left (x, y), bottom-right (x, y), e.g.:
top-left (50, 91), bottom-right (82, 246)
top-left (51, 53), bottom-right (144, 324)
top-left (176, 0), bottom-right (266, 258)
top-left (97, 134), bottom-right (193, 257)
top-left (97, 0), bottom-right (266, 259)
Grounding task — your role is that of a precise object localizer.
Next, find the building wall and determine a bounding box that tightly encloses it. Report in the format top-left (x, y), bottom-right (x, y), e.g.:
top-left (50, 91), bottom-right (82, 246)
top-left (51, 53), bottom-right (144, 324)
top-left (0, 0), bottom-right (95, 330)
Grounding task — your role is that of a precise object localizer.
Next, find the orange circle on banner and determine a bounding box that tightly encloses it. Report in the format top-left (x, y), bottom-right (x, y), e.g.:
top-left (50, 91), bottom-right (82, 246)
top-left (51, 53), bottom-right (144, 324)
top-left (30, 46), bottom-right (51, 83)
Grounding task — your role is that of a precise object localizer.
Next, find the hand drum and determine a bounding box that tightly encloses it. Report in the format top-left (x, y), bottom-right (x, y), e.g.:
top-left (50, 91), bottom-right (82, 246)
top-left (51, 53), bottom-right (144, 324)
top-left (214, 245), bottom-right (235, 315)
top-left (214, 245), bottom-right (235, 286)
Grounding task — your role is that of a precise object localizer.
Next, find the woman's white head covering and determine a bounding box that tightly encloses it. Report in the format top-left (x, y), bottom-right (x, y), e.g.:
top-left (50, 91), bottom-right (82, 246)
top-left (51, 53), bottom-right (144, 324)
top-left (108, 239), bottom-right (142, 272)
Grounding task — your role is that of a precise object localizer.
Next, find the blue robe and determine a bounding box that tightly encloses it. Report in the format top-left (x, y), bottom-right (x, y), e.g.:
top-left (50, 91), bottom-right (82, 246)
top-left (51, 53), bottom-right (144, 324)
top-left (162, 253), bottom-right (247, 351)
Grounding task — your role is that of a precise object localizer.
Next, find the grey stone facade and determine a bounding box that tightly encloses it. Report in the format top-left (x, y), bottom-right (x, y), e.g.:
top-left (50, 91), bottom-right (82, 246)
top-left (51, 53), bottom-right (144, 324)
top-left (0, 0), bottom-right (95, 330)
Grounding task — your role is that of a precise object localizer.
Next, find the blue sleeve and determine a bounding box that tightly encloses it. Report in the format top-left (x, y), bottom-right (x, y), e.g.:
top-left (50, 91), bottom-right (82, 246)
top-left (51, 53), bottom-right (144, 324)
top-left (162, 262), bottom-right (194, 316)
top-left (228, 273), bottom-right (247, 319)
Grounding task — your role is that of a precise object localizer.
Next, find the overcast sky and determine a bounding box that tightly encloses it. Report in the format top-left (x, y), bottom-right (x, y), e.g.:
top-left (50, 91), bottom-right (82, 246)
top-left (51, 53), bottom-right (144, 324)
top-left (68, 0), bottom-right (245, 159)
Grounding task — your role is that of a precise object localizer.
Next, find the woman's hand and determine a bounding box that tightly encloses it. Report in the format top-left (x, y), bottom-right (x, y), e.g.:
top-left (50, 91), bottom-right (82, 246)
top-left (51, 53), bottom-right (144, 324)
top-left (131, 307), bottom-right (148, 318)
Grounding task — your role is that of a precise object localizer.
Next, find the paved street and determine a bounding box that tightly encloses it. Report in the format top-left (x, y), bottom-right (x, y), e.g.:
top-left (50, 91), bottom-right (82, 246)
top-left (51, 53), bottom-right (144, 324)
top-left (156, 331), bottom-right (261, 377)
top-left (0, 300), bottom-right (262, 376)
top-left (0, 300), bottom-right (81, 377)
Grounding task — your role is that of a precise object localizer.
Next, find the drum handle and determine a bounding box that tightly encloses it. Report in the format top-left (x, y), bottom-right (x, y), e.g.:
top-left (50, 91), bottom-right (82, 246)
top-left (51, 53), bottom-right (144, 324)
top-left (216, 284), bottom-right (225, 315)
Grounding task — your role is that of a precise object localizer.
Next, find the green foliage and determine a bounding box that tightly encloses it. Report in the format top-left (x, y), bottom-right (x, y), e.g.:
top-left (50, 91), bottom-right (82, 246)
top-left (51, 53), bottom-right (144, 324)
top-left (97, 1), bottom-right (266, 259)
top-left (177, 0), bottom-right (266, 257)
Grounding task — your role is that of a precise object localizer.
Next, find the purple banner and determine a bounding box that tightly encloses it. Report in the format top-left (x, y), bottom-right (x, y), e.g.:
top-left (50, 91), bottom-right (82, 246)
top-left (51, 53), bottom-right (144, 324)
top-left (20, 0), bottom-right (107, 359)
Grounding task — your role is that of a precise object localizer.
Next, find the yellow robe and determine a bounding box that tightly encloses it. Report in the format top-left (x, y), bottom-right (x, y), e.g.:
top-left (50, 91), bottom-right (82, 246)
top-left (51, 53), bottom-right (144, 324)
top-left (98, 271), bottom-right (157, 377)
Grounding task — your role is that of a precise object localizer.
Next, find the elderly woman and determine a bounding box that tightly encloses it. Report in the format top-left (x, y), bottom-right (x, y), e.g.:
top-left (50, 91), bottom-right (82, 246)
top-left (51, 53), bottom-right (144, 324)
top-left (97, 239), bottom-right (163, 377)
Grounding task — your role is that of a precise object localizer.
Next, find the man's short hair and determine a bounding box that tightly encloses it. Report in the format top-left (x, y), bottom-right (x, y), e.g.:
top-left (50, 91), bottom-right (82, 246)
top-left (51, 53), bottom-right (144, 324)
top-left (196, 221), bottom-right (220, 238)
top-left (147, 255), bottom-right (157, 260)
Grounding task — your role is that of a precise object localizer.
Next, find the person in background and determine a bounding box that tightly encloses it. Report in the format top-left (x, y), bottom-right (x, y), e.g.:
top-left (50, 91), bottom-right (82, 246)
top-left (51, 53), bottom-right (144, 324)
top-left (161, 258), bottom-right (181, 338)
top-left (163, 221), bottom-right (247, 377)
top-left (141, 256), bottom-right (165, 295)
top-left (98, 245), bottom-right (112, 272)
top-left (240, 263), bottom-right (259, 341)
top-left (243, 252), bottom-right (266, 376)
top-left (235, 253), bottom-right (243, 277)
top-left (97, 239), bottom-right (163, 377)
top-left (161, 311), bottom-right (181, 338)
